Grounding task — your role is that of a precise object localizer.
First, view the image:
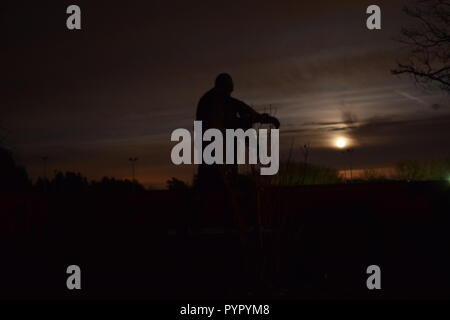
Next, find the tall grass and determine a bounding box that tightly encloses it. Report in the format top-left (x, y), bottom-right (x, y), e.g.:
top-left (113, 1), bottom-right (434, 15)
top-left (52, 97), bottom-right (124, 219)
top-left (395, 159), bottom-right (450, 181)
top-left (276, 161), bottom-right (342, 186)
top-left (361, 168), bottom-right (388, 182)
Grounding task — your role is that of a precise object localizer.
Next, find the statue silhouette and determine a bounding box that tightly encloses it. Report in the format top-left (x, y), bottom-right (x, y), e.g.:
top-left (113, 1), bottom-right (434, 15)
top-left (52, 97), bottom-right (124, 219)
top-left (195, 74), bottom-right (280, 286)
top-left (196, 73), bottom-right (280, 189)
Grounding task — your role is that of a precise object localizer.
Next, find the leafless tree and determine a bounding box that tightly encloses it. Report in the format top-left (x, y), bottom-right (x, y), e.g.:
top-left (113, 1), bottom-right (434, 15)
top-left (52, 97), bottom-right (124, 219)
top-left (392, 0), bottom-right (450, 93)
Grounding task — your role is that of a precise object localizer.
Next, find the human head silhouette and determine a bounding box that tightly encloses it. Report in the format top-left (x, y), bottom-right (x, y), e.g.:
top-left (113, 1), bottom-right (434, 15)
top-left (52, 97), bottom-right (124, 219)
top-left (214, 73), bottom-right (234, 94)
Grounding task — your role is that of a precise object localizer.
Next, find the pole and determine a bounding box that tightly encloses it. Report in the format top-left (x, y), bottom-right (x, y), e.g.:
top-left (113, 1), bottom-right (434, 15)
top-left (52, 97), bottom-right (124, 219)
top-left (129, 157), bottom-right (138, 181)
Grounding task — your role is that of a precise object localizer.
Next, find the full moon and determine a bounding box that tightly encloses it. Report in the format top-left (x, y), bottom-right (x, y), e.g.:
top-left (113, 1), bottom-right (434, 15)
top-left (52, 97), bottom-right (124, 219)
top-left (335, 137), bottom-right (348, 149)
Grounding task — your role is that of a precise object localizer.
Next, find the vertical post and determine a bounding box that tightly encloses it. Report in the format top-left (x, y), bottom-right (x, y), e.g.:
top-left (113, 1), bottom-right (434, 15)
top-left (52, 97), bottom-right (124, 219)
top-left (347, 148), bottom-right (354, 181)
top-left (302, 143), bottom-right (310, 185)
top-left (340, 150), bottom-right (347, 182)
top-left (128, 157), bottom-right (138, 181)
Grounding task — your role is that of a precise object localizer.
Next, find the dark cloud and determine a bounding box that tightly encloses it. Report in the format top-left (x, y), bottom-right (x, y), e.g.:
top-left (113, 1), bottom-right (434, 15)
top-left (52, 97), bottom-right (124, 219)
top-left (341, 110), bottom-right (358, 126)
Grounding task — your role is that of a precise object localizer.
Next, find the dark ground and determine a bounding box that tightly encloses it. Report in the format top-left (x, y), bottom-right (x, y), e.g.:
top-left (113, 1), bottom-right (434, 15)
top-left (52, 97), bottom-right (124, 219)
top-left (1, 181), bottom-right (450, 299)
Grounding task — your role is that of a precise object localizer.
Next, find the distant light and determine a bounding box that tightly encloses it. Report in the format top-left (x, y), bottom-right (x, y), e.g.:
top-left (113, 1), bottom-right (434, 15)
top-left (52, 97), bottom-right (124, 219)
top-left (335, 137), bottom-right (348, 149)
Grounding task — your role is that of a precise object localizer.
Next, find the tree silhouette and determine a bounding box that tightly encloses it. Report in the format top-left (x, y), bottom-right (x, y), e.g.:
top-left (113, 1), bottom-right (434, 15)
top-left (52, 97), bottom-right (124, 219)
top-left (90, 176), bottom-right (146, 193)
top-left (0, 147), bottom-right (31, 191)
top-left (50, 171), bottom-right (89, 192)
top-left (392, 0), bottom-right (450, 92)
top-left (34, 172), bottom-right (147, 192)
top-left (166, 177), bottom-right (189, 191)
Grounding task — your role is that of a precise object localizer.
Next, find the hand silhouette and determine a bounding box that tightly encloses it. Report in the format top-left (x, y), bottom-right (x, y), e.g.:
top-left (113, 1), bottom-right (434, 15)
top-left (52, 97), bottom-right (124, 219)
top-left (270, 116), bottom-right (280, 129)
top-left (261, 113), bottom-right (280, 128)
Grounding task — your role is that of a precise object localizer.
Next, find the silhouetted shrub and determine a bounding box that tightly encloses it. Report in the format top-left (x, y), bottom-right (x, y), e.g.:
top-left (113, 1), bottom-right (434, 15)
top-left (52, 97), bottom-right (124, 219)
top-left (276, 161), bottom-right (342, 186)
top-left (34, 172), bottom-right (146, 192)
top-left (0, 147), bottom-right (31, 191)
top-left (361, 169), bottom-right (388, 182)
top-left (90, 177), bottom-right (146, 193)
top-left (45, 171), bottom-right (89, 192)
top-left (166, 177), bottom-right (190, 191)
top-left (396, 160), bottom-right (450, 181)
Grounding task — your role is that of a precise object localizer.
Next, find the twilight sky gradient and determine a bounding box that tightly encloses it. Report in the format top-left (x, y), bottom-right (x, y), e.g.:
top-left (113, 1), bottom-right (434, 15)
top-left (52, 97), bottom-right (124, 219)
top-left (2, 0), bottom-right (450, 187)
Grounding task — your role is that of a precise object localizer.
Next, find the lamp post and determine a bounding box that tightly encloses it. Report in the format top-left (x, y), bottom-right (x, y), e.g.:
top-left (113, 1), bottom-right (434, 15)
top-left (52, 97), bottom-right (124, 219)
top-left (129, 157), bottom-right (138, 181)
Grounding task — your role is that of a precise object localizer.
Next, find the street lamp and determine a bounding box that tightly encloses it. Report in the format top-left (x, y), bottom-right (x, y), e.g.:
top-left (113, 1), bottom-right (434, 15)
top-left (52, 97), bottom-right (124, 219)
top-left (128, 157), bottom-right (138, 181)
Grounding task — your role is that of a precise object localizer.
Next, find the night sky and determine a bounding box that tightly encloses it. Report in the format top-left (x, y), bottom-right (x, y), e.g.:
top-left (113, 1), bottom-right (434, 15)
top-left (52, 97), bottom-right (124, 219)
top-left (2, 0), bottom-right (450, 188)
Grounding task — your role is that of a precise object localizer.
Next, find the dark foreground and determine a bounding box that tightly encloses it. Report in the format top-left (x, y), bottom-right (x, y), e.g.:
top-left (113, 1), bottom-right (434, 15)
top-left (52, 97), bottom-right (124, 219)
top-left (1, 181), bottom-right (450, 299)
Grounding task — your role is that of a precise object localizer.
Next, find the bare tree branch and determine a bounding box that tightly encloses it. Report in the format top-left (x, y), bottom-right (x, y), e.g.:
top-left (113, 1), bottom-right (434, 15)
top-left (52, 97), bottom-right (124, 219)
top-left (392, 0), bottom-right (450, 93)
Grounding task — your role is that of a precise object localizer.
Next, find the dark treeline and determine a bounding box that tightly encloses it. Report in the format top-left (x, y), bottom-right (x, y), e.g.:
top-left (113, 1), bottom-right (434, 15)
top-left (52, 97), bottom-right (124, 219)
top-left (0, 147), bottom-right (30, 192)
top-left (0, 147), bottom-right (146, 192)
top-left (3, 145), bottom-right (450, 192)
top-left (35, 173), bottom-right (146, 193)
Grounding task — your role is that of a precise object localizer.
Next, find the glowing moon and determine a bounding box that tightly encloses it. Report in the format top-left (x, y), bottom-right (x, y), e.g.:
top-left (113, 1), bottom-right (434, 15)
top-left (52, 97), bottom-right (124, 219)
top-left (335, 137), bottom-right (348, 149)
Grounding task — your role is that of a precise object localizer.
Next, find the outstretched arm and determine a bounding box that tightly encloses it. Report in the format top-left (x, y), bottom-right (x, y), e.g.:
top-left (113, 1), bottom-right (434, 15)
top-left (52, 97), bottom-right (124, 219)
top-left (231, 97), bottom-right (280, 128)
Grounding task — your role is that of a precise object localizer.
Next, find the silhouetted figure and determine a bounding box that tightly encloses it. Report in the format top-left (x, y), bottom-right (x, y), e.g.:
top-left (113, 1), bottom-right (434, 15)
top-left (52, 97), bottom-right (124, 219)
top-left (195, 74), bottom-right (280, 290)
top-left (196, 73), bottom-right (279, 189)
